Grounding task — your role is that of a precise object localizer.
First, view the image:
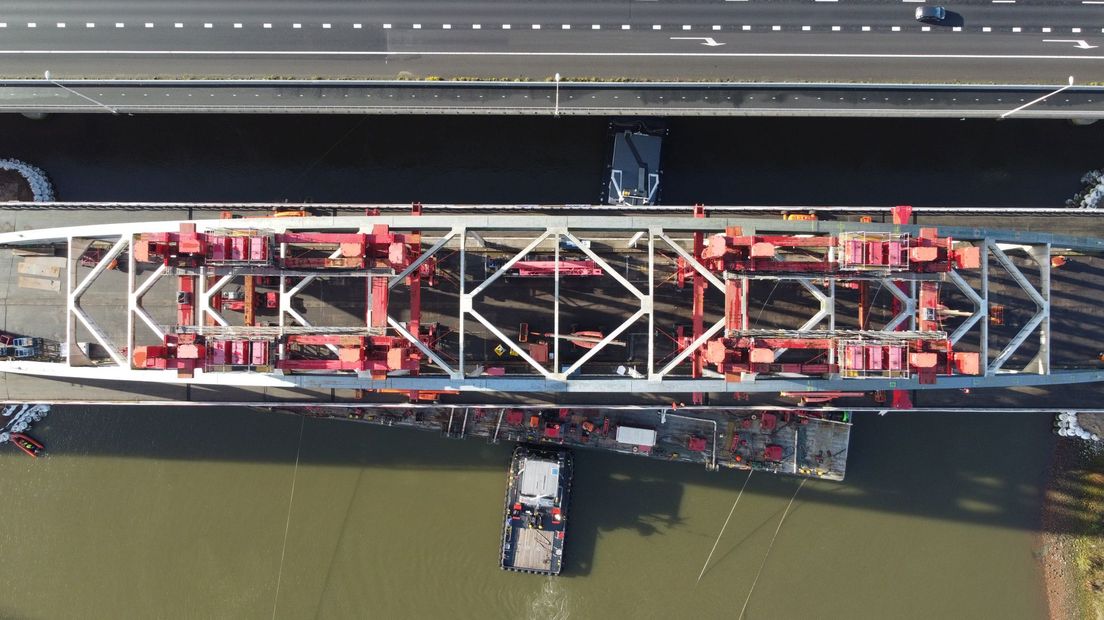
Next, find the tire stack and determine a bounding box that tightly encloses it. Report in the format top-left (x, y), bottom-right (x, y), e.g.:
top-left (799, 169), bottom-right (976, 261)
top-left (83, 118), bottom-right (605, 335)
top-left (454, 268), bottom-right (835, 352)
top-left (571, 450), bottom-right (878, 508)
top-left (1055, 411), bottom-right (1101, 442)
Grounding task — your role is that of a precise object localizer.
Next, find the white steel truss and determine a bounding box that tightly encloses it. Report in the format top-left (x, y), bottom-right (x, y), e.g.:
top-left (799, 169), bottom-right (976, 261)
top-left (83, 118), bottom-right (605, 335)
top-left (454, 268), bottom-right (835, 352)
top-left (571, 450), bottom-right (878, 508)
top-left (3, 213), bottom-right (1099, 393)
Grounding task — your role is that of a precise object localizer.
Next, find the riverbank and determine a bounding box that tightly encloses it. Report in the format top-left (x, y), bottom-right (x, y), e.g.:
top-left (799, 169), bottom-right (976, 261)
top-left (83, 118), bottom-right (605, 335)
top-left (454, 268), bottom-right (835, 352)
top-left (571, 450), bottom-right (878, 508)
top-left (0, 158), bottom-right (54, 201)
top-left (0, 169), bottom-right (32, 201)
top-left (1040, 428), bottom-right (1104, 620)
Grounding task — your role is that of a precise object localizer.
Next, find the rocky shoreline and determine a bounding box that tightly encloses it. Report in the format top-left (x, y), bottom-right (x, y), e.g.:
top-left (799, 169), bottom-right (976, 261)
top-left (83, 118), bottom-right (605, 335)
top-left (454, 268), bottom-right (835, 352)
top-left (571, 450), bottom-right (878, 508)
top-left (1040, 428), bottom-right (1104, 620)
top-left (0, 158), bottom-right (55, 201)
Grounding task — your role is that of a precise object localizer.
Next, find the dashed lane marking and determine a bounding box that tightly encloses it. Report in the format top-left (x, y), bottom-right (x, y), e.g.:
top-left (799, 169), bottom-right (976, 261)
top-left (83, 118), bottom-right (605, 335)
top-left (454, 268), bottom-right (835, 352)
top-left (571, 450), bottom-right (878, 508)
top-left (11, 50), bottom-right (1104, 61)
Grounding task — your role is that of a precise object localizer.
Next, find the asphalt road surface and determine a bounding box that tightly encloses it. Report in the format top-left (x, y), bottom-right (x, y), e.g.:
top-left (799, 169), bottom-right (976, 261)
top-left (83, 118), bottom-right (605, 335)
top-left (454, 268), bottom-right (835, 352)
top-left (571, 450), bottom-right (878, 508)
top-left (0, 1), bottom-right (1103, 82)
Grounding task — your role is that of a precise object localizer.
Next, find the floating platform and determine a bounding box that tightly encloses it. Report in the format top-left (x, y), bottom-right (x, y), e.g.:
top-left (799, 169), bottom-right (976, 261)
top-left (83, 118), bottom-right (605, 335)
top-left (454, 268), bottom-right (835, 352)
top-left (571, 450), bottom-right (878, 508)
top-left (500, 445), bottom-right (572, 575)
top-left (288, 405), bottom-right (851, 481)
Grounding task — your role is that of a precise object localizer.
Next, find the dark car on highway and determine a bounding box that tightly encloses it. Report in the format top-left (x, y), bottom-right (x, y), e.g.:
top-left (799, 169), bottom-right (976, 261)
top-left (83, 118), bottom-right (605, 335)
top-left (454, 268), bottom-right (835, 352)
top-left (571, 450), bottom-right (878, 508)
top-left (915, 6), bottom-right (948, 23)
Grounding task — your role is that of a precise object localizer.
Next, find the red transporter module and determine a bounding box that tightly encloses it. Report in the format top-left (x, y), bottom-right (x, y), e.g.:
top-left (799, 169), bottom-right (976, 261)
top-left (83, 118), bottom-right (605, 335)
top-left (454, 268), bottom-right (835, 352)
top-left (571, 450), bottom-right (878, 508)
top-left (698, 223), bottom-right (981, 385)
top-left (133, 222), bottom-right (439, 387)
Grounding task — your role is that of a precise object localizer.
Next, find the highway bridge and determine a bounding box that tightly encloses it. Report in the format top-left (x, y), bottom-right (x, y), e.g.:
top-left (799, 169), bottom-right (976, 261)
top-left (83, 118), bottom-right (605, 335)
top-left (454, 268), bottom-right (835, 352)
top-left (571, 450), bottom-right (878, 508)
top-left (0, 1), bottom-right (1102, 84)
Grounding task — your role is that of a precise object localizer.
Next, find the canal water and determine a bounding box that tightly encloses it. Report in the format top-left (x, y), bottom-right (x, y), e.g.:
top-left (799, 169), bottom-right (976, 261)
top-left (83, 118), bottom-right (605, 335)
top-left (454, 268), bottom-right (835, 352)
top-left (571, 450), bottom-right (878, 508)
top-left (2, 113), bottom-right (1100, 618)
top-left (0, 407), bottom-right (1052, 618)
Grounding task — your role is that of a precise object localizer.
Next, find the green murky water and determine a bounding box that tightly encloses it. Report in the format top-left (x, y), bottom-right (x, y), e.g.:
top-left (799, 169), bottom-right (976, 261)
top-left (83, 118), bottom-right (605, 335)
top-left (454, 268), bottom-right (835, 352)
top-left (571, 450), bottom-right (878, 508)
top-left (0, 407), bottom-right (1051, 619)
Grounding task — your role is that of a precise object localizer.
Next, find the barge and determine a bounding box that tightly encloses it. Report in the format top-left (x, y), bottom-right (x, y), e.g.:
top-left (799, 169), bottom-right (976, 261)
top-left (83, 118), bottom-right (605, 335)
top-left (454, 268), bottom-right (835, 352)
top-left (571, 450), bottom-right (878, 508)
top-left (500, 445), bottom-right (572, 575)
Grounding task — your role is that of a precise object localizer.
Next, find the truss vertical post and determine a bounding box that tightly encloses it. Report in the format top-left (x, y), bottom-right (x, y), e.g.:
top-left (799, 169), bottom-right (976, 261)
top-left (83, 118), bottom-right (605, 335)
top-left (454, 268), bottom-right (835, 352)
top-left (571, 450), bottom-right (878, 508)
top-left (691, 230), bottom-right (705, 378)
top-left (981, 239), bottom-right (990, 376)
top-left (66, 236), bottom-right (74, 365)
top-left (458, 228), bottom-right (466, 379)
top-left (554, 231), bottom-right (561, 372)
top-left (648, 228), bottom-right (656, 379)
top-left (1028, 243), bottom-right (1052, 375)
top-left (126, 235), bottom-right (136, 368)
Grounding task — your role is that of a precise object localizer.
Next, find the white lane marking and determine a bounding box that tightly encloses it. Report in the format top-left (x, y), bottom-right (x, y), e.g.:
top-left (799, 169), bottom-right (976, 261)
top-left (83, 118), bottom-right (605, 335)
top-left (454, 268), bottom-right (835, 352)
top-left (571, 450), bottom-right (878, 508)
top-left (115, 22), bottom-right (124, 28)
top-left (669, 36), bottom-right (725, 46)
top-left (233, 23), bottom-right (242, 28)
top-left (815, 0), bottom-right (839, 2)
top-left (203, 23), bottom-right (213, 29)
top-left (56, 22), bottom-right (66, 28)
top-left (1043, 38), bottom-right (1098, 48)
top-left (802, 26), bottom-right (811, 31)
top-left (174, 22), bottom-right (183, 28)
top-left (831, 25), bottom-right (841, 31)
top-left (1082, 1), bottom-right (1104, 4)
top-left (13, 50), bottom-right (1104, 61)
top-left (902, 0), bottom-right (925, 3)
top-left (293, 23), bottom-right (301, 29)
top-left (263, 23), bottom-right (272, 29)
top-left (993, 0), bottom-right (1015, 3)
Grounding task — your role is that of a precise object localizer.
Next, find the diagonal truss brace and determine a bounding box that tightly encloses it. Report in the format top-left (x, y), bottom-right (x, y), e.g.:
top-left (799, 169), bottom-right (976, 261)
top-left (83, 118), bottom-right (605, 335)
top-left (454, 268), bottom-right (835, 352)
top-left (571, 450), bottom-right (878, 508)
top-left (654, 231), bottom-right (724, 379)
top-left (772, 278), bottom-right (836, 361)
top-left (945, 269), bottom-right (985, 346)
top-left (883, 278), bottom-right (916, 332)
top-left (385, 229), bottom-right (460, 377)
top-left (988, 243), bottom-right (1048, 374)
top-left (69, 235), bottom-right (129, 367)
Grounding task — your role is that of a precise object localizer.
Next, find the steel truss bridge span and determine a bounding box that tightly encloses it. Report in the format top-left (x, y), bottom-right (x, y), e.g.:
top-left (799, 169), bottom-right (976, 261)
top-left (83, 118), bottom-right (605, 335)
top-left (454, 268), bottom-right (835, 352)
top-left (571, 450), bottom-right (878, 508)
top-left (1, 202), bottom-right (1103, 217)
top-left (0, 211), bottom-right (1100, 397)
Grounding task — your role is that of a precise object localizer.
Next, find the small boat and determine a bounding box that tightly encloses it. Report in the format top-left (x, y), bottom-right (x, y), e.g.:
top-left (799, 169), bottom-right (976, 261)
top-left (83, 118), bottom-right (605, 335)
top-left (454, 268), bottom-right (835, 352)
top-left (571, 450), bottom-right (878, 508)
top-left (9, 432), bottom-right (44, 458)
top-left (500, 445), bottom-right (572, 575)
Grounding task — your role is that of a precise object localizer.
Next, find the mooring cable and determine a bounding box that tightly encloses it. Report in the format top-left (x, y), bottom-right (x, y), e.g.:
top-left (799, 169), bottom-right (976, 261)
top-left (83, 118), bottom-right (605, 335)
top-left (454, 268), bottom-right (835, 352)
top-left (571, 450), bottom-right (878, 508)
top-left (271, 416), bottom-right (307, 620)
top-left (696, 470), bottom-right (753, 584)
top-left (738, 478), bottom-right (807, 620)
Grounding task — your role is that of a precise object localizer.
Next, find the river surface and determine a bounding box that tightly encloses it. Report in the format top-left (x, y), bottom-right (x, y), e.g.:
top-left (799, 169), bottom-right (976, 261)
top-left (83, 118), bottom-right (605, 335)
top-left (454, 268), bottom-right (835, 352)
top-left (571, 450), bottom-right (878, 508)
top-left (1, 113), bottom-right (1097, 618)
top-left (0, 407), bottom-right (1052, 619)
